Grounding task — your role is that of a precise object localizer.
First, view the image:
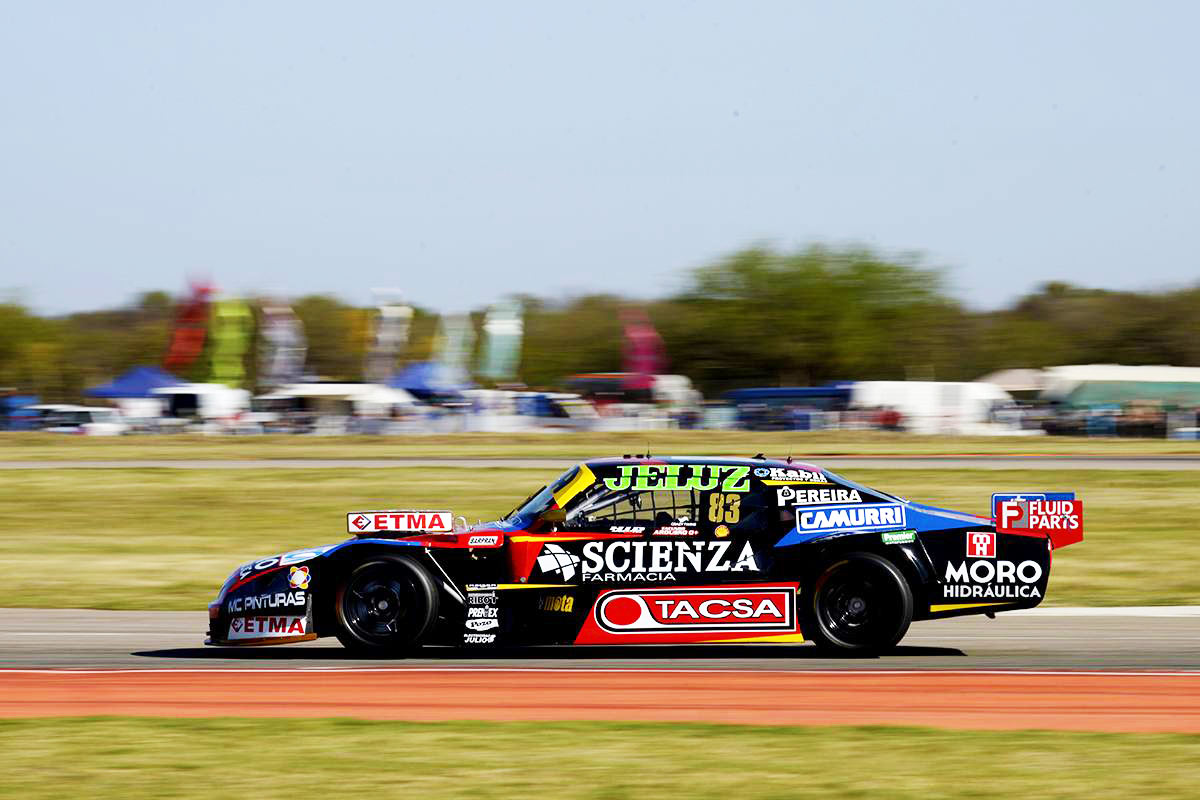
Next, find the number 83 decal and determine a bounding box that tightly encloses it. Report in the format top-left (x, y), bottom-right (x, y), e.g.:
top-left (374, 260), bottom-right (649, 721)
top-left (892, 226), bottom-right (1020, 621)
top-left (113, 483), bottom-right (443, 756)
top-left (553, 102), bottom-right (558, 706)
top-left (707, 492), bottom-right (741, 523)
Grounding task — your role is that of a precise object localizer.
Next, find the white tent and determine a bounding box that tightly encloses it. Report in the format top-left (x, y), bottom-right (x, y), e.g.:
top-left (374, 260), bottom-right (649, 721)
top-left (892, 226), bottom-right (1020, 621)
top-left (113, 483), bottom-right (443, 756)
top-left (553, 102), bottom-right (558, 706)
top-left (975, 368), bottom-right (1046, 394)
top-left (850, 380), bottom-right (1020, 435)
top-left (1040, 364), bottom-right (1200, 403)
top-left (256, 383), bottom-right (418, 414)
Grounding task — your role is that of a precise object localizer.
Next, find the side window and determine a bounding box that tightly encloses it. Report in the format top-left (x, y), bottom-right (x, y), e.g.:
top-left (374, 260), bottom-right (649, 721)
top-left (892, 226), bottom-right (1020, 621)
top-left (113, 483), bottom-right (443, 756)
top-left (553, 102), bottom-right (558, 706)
top-left (639, 489), bottom-right (701, 527)
top-left (561, 487), bottom-right (648, 530)
top-left (563, 488), bottom-right (702, 530)
top-left (587, 493), bottom-right (643, 522)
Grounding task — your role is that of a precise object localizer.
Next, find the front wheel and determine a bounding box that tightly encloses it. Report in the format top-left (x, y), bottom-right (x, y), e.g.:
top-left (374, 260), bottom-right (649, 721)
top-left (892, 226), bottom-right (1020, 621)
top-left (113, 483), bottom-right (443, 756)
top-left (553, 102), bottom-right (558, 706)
top-left (334, 557), bottom-right (439, 656)
top-left (803, 553), bottom-right (913, 654)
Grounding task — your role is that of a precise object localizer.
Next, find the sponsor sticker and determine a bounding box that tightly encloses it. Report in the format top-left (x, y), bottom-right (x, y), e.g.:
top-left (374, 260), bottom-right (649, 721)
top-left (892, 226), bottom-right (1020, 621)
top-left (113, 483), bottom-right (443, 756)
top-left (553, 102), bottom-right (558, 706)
top-left (594, 587), bottom-right (795, 633)
top-left (881, 530), bottom-right (916, 545)
top-left (288, 566), bottom-right (310, 589)
top-left (347, 510), bottom-right (453, 534)
top-left (236, 546), bottom-right (335, 581)
top-left (467, 591), bottom-right (497, 606)
top-left (535, 540), bottom-right (759, 583)
top-left (463, 632), bottom-right (496, 644)
top-left (754, 466), bottom-right (828, 485)
top-left (466, 618), bottom-right (500, 631)
top-left (610, 526), bottom-right (645, 534)
top-left (795, 503), bottom-right (907, 536)
top-left (226, 590), bottom-right (306, 614)
top-left (467, 534), bottom-right (499, 547)
top-left (536, 543), bottom-right (582, 580)
top-left (467, 606), bottom-right (499, 619)
top-left (603, 464), bottom-right (751, 492)
top-left (538, 595), bottom-right (575, 613)
top-left (967, 531), bottom-right (996, 558)
top-left (942, 559), bottom-right (1044, 600)
top-left (652, 525), bottom-right (698, 537)
top-left (714, 524), bottom-right (730, 538)
top-left (996, 499), bottom-right (1083, 538)
top-left (227, 615), bottom-right (307, 640)
top-left (777, 487), bottom-right (862, 506)
top-left (991, 492), bottom-right (1074, 519)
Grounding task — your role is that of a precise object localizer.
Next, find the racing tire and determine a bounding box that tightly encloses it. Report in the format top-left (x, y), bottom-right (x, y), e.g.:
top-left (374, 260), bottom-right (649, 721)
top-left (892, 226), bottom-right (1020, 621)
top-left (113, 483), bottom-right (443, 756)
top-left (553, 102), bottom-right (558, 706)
top-left (334, 557), bottom-right (439, 656)
top-left (803, 553), bottom-right (913, 655)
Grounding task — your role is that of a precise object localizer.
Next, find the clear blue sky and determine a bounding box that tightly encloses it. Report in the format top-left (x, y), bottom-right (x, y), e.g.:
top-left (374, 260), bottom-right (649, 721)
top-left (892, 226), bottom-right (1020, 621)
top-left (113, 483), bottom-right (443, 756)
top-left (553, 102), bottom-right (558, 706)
top-left (2, 2), bottom-right (1196, 314)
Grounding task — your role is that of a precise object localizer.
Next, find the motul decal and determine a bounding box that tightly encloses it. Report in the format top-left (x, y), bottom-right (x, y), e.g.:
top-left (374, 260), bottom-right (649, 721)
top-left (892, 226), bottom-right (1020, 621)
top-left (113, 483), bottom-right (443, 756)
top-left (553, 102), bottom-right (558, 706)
top-left (594, 586), bottom-right (795, 634)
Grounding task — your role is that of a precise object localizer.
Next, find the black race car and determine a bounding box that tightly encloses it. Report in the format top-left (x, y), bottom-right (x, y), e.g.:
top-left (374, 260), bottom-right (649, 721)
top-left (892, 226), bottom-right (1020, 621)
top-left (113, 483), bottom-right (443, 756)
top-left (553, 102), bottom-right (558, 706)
top-left (207, 456), bottom-right (1082, 654)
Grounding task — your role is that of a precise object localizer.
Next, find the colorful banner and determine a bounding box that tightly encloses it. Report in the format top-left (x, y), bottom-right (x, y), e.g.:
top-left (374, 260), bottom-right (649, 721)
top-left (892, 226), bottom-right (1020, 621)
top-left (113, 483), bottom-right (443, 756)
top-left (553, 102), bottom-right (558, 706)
top-left (364, 291), bottom-right (413, 384)
top-left (209, 298), bottom-right (252, 388)
top-left (478, 298), bottom-right (523, 383)
top-left (432, 313), bottom-right (475, 389)
top-left (258, 304), bottom-right (307, 388)
top-left (621, 307), bottom-right (665, 390)
top-left (163, 281), bottom-right (213, 372)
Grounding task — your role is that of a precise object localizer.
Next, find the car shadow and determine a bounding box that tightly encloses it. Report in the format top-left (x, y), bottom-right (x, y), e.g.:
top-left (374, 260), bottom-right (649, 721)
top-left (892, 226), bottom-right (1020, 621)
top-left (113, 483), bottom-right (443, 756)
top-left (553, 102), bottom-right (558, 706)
top-left (133, 643), bottom-right (965, 661)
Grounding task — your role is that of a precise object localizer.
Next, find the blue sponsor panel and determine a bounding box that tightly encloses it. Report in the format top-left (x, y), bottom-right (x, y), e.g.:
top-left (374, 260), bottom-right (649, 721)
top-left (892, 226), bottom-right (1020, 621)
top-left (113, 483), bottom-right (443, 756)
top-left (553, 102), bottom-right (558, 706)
top-left (775, 502), bottom-right (906, 547)
top-left (775, 501), bottom-right (991, 547)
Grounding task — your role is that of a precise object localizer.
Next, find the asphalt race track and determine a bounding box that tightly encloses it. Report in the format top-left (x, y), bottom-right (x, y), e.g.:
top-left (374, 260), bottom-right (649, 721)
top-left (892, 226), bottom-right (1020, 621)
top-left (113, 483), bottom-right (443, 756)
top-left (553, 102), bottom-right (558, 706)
top-left (4, 607), bottom-right (1198, 671)
top-left (5, 608), bottom-right (1199, 731)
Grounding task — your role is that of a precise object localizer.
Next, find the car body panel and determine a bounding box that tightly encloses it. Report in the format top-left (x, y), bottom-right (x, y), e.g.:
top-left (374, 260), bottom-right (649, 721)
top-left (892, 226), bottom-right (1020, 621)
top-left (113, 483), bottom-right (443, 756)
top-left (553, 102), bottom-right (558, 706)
top-left (206, 456), bottom-right (1081, 648)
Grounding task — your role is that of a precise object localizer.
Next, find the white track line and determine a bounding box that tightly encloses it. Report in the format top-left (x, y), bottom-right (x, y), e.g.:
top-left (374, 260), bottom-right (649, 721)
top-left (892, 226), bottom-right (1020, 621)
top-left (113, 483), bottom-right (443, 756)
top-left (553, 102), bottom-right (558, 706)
top-left (1012, 606), bottom-right (1200, 617)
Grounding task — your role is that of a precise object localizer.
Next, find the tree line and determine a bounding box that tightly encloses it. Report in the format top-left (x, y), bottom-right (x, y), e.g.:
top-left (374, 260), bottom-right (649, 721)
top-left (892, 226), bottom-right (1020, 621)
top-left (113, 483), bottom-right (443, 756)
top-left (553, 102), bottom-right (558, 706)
top-left (3, 245), bottom-right (1198, 402)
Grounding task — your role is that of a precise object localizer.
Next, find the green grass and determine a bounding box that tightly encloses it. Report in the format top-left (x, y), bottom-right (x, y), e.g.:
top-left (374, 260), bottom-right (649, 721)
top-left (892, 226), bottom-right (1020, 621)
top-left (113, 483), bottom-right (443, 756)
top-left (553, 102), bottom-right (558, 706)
top-left (0, 467), bottom-right (1194, 609)
top-left (3, 429), bottom-right (1199, 460)
top-left (1, 718), bottom-right (1197, 799)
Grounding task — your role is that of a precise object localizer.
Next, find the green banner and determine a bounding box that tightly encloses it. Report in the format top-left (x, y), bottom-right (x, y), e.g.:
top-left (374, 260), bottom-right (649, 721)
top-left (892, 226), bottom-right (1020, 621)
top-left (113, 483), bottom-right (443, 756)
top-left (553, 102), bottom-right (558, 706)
top-left (209, 299), bottom-right (252, 388)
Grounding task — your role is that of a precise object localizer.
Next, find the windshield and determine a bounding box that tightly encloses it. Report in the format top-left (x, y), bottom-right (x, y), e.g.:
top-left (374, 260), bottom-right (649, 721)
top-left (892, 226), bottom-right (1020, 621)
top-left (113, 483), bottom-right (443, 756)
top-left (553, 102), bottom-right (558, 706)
top-left (503, 466), bottom-right (581, 521)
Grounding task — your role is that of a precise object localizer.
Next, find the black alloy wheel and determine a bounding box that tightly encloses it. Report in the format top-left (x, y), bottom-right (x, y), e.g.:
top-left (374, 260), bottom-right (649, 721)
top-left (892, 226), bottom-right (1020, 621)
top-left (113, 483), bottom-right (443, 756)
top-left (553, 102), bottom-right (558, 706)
top-left (805, 553), bottom-right (913, 654)
top-left (334, 557), bottom-right (439, 655)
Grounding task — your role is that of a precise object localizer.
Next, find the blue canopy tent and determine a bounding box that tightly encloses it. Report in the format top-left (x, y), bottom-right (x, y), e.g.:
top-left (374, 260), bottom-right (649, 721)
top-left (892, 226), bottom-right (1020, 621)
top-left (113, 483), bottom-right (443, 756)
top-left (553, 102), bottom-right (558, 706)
top-left (723, 383), bottom-right (855, 431)
top-left (386, 362), bottom-right (473, 402)
top-left (85, 367), bottom-right (184, 398)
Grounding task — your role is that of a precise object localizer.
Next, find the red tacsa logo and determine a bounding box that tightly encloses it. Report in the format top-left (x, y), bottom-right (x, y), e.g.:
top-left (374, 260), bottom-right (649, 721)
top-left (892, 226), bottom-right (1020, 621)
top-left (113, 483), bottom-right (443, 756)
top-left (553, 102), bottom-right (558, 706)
top-left (967, 531), bottom-right (996, 559)
top-left (596, 587), bottom-right (794, 633)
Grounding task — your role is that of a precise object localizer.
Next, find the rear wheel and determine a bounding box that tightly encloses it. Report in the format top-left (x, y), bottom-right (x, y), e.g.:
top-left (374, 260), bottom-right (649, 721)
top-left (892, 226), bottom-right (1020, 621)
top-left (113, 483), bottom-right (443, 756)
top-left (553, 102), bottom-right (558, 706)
top-left (803, 553), bottom-right (913, 654)
top-left (334, 557), bottom-right (439, 656)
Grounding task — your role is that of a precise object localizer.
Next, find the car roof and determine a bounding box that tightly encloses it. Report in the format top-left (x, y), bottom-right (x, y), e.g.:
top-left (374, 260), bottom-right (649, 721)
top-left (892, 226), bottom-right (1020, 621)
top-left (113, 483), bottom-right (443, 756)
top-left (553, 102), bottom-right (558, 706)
top-left (581, 455), bottom-right (824, 472)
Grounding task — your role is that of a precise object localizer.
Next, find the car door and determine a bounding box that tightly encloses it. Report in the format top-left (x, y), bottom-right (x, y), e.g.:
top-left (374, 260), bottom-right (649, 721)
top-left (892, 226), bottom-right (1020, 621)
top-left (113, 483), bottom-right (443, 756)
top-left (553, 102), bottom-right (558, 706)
top-left (561, 464), bottom-right (800, 644)
top-left (549, 464), bottom-right (767, 587)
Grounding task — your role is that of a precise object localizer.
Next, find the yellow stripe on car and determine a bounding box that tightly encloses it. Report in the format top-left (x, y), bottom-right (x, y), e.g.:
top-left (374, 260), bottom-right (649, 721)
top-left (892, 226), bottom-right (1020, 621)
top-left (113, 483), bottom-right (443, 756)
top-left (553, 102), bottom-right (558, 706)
top-left (929, 602), bottom-right (1008, 612)
top-left (552, 464), bottom-right (596, 508)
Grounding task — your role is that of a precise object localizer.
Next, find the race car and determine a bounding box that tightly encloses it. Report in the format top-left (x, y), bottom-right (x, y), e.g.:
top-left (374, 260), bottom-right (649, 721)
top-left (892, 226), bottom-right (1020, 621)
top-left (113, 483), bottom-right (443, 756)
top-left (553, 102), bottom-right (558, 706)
top-left (207, 456), bottom-right (1083, 655)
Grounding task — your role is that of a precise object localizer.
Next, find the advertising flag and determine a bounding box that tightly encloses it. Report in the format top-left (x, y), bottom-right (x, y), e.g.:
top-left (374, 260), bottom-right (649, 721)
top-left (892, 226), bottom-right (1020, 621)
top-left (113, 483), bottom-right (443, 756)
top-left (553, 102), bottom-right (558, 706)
top-left (478, 298), bottom-right (523, 382)
top-left (365, 290), bottom-right (413, 383)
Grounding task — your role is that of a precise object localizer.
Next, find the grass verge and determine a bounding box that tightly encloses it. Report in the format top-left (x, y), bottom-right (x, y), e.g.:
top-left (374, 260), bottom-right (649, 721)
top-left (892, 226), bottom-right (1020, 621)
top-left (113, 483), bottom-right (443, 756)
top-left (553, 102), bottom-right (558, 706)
top-left (2, 429), bottom-right (1199, 460)
top-left (1, 718), bottom-right (1198, 799)
top-left (0, 467), bottom-right (1193, 609)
